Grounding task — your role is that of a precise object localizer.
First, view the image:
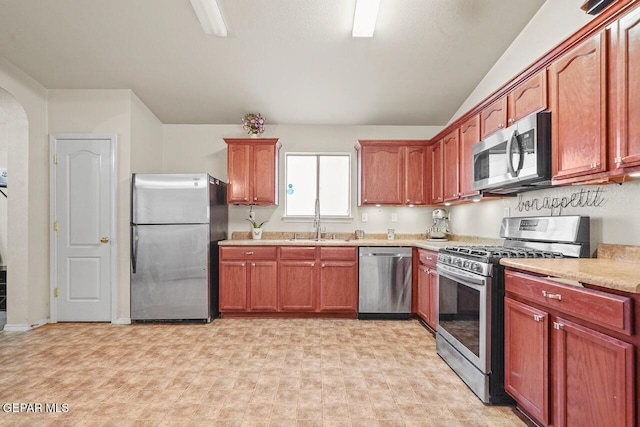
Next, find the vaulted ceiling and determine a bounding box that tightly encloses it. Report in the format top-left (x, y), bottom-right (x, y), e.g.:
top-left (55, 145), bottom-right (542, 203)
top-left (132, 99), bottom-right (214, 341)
top-left (0, 0), bottom-right (545, 125)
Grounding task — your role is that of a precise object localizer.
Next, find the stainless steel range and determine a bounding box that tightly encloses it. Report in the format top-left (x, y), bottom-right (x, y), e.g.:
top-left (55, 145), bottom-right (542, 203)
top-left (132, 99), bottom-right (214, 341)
top-left (436, 215), bottom-right (590, 404)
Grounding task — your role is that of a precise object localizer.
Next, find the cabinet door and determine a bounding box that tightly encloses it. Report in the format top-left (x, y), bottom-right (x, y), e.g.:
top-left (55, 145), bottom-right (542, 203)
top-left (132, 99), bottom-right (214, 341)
top-left (549, 32), bottom-right (607, 180)
top-left (248, 260), bottom-right (278, 311)
top-left (480, 96), bottom-right (507, 138)
top-left (430, 141), bottom-right (443, 204)
top-left (504, 298), bottom-right (549, 426)
top-left (252, 143), bottom-right (277, 205)
top-left (507, 71), bottom-right (547, 124)
top-left (360, 145), bottom-right (403, 205)
top-left (319, 261), bottom-right (357, 312)
top-left (278, 261), bottom-right (316, 311)
top-left (442, 129), bottom-right (460, 202)
top-left (416, 265), bottom-right (430, 322)
top-left (459, 115), bottom-right (480, 198)
top-left (552, 317), bottom-right (634, 427)
top-left (226, 144), bottom-right (251, 204)
top-left (427, 269), bottom-right (438, 331)
top-left (219, 261), bottom-right (248, 311)
top-left (404, 146), bottom-right (427, 205)
top-left (613, 7), bottom-right (640, 169)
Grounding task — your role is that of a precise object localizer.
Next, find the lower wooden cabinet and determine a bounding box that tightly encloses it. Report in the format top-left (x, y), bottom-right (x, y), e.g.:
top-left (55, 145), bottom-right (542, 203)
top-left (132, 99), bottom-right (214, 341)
top-left (248, 261), bottom-right (278, 311)
top-left (220, 245), bottom-right (358, 316)
top-left (416, 249), bottom-right (438, 330)
top-left (219, 261), bottom-right (248, 311)
top-left (278, 261), bottom-right (316, 311)
top-left (504, 297), bottom-right (549, 425)
top-left (504, 270), bottom-right (635, 427)
top-left (319, 260), bottom-right (358, 312)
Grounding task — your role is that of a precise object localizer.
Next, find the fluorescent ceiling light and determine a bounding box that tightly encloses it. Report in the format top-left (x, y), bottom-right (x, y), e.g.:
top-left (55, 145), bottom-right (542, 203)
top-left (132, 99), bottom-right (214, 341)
top-left (352, 0), bottom-right (381, 37)
top-left (190, 0), bottom-right (227, 37)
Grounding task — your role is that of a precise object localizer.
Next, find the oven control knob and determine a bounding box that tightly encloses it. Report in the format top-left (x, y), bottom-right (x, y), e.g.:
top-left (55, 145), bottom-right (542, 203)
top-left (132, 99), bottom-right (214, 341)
top-left (453, 258), bottom-right (462, 267)
top-left (472, 263), bottom-right (482, 273)
top-left (463, 260), bottom-right (470, 269)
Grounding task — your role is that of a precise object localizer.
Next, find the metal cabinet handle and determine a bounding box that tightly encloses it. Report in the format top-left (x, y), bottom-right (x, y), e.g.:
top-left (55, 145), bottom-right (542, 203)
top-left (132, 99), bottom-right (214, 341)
top-left (241, 263), bottom-right (245, 267)
top-left (245, 251), bottom-right (254, 255)
top-left (553, 322), bottom-right (564, 330)
top-left (542, 290), bottom-right (562, 301)
top-left (508, 118), bottom-right (515, 124)
top-left (498, 123), bottom-right (504, 129)
top-left (321, 264), bottom-right (326, 268)
top-left (311, 263), bottom-right (315, 267)
top-left (254, 197), bottom-right (258, 201)
top-left (364, 199), bottom-right (368, 202)
top-left (251, 263), bottom-right (255, 267)
top-left (533, 314), bottom-right (543, 322)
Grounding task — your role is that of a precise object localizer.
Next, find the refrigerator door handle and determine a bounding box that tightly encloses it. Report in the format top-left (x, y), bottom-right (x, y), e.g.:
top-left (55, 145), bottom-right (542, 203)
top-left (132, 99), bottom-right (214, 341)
top-left (131, 225), bottom-right (138, 274)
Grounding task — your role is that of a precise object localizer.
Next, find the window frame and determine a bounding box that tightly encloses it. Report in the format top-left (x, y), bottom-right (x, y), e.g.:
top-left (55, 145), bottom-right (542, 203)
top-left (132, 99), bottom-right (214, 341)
top-left (283, 152), bottom-right (353, 222)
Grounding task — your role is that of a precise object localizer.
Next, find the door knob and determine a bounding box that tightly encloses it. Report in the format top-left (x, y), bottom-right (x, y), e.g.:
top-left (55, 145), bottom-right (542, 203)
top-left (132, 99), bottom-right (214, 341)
top-left (100, 236), bottom-right (110, 244)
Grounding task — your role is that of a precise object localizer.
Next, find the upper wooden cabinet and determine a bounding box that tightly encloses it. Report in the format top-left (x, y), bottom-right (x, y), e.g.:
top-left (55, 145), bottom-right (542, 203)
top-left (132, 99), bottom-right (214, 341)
top-left (356, 140), bottom-right (428, 206)
top-left (429, 140), bottom-right (443, 204)
top-left (507, 71), bottom-right (548, 125)
top-left (480, 71), bottom-right (548, 140)
top-left (459, 115), bottom-right (481, 198)
top-left (224, 138), bottom-right (280, 205)
top-left (610, 6), bottom-right (640, 172)
top-left (442, 129), bottom-right (460, 202)
top-left (480, 96), bottom-right (508, 139)
top-left (549, 32), bottom-right (608, 181)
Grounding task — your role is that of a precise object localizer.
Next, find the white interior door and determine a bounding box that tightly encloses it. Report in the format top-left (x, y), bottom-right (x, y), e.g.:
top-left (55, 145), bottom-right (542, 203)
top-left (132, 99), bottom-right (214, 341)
top-left (52, 135), bottom-right (115, 321)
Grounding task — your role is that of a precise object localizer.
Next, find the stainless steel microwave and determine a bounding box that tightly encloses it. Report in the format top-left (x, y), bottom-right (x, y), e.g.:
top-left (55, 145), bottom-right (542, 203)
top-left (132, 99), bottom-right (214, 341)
top-left (472, 111), bottom-right (551, 194)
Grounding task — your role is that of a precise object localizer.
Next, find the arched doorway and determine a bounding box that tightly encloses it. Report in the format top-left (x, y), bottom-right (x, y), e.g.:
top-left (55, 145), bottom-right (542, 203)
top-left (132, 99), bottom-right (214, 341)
top-left (0, 87), bottom-right (29, 330)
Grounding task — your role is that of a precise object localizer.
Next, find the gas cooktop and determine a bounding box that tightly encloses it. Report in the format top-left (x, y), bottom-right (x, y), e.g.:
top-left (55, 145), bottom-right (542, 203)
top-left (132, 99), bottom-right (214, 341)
top-left (442, 245), bottom-right (564, 259)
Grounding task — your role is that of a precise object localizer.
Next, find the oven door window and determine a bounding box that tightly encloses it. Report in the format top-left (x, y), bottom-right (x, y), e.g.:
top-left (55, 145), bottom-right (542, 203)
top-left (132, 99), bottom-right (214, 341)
top-left (438, 273), bottom-right (481, 358)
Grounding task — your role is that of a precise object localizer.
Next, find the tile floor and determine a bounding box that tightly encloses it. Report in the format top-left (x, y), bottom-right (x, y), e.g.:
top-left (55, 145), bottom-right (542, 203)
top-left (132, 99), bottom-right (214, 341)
top-left (0, 319), bottom-right (530, 426)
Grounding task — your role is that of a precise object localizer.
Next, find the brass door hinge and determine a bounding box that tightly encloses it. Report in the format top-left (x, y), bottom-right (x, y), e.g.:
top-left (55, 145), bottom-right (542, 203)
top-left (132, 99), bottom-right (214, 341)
top-left (54, 288), bottom-right (59, 298)
top-left (53, 221), bottom-right (58, 233)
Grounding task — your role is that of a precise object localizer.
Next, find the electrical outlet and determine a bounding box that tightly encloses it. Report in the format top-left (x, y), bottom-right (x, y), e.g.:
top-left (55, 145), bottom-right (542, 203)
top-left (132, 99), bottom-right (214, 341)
top-left (391, 213), bottom-right (397, 223)
top-left (361, 213), bottom-right (368, 222)
top-left (503, 207), bottom-right (510, 218)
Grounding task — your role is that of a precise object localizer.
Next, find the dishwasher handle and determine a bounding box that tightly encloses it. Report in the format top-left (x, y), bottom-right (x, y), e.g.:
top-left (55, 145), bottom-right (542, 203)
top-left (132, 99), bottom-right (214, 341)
top-left (361, 253), bottom-right (409, 258)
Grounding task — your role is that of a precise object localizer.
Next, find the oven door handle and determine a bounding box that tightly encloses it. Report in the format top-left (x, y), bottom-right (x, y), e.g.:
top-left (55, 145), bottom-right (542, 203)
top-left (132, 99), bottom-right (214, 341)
top-left (437, 264), bottom-right (487, 288)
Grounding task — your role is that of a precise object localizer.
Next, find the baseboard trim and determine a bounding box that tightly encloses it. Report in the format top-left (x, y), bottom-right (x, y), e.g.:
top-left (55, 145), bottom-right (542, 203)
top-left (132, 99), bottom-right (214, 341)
top-left (112, 317), bottom-right (131, 325)
top-left (3, 318), bottom-right (48, 332)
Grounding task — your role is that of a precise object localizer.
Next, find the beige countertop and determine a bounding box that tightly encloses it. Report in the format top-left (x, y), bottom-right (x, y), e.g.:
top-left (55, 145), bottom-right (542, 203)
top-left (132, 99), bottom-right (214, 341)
top-left (500, 258), bottom-right (640, 294)
top-left (219, 238), bottom-right (465, 252)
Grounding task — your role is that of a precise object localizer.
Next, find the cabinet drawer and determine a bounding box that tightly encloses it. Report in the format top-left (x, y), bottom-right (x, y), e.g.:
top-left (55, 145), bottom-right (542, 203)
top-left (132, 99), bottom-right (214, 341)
top-left (505, 271), bottom-right (632, 335)
top-left (419, 249), bottom-right (438, 268)
top-left (320, 247), bottom-right (357, 260)
top-left (279, 246), bottom-right (317, 260)
top-left (220, 246), bottom-right (277, 260)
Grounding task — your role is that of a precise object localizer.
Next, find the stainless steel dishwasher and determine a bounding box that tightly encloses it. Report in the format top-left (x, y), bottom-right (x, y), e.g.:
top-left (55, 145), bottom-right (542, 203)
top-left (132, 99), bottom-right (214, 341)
top-left (358, 247), bottom-right (412, 319)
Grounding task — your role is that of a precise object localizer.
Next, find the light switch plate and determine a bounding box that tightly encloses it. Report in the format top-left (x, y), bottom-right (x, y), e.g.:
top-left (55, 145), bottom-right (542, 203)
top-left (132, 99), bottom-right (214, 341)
top-left (391, 213), bottom-right (397, 222)
top-left (361, 213), bottom-right (368, 222)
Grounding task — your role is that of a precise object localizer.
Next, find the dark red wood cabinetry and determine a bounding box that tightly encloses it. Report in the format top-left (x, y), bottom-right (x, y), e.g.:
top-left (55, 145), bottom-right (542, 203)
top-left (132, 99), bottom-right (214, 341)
top-left (442, 129), bottom-right (460, 202)
top-left (356, 140), bottom-right (428, 206)
top-left (611, 5), bottom-right (640, 172)
top-left (224, 138), bottom-right (280, 205)
top-left (429, 141), bottom-right (443, 204)
top-left (318, 247), bottom-right (358, 312)
top-left (459, 115), bottom-right (480, 199)
top-left (504, 270), bottom-right (635, 427)
top-left (549, 33), bottom-right (608, 182)
top-left (220, 247), bottom-right (277, 312)
top-left (416, 249), bottom-right (438, 331)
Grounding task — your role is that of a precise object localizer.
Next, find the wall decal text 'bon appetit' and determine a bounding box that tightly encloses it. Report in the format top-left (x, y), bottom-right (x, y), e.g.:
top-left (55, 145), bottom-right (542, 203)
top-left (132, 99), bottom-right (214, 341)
top-left (515, 187), bottom-right (607, 216)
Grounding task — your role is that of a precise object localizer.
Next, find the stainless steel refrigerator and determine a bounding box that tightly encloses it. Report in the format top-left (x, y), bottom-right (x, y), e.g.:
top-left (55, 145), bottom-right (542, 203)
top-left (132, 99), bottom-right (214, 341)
top-left (130, 174), bottom-right (227, 321)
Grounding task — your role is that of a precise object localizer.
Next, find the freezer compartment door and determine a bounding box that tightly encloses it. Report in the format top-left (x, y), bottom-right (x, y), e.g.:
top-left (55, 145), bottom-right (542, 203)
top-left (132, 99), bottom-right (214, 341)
top-left (132, 174), bottom-right (210, 224)
top-left (131, 224), bottom-right (210, 320)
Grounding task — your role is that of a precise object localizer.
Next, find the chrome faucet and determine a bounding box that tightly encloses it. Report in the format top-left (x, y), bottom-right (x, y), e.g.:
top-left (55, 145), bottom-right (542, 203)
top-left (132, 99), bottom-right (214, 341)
top-left (313, 198), bottom-right (321, 240)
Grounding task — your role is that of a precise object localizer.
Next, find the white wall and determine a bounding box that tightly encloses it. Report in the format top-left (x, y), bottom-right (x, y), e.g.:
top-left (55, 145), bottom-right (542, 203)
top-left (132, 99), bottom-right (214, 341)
top-left (47, 89), bottom-right (163, 320)
top-left (0, 57), bottom-right (49, 328)
top-left (448, 0), bottom-right (593, 124)
top-left (0, 122), bottom-right (6, 266)
top-left (162, 124), bottom-right (444, 237)
top-left (450, 180), bottom-right (640, 256)
top-left (130, 93), bottom-right (163, 173)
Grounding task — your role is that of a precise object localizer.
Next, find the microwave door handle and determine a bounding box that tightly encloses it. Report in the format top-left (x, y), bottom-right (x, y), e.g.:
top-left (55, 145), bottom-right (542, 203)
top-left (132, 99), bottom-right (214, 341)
top-left (506, 130), bottom-right (519, 177)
